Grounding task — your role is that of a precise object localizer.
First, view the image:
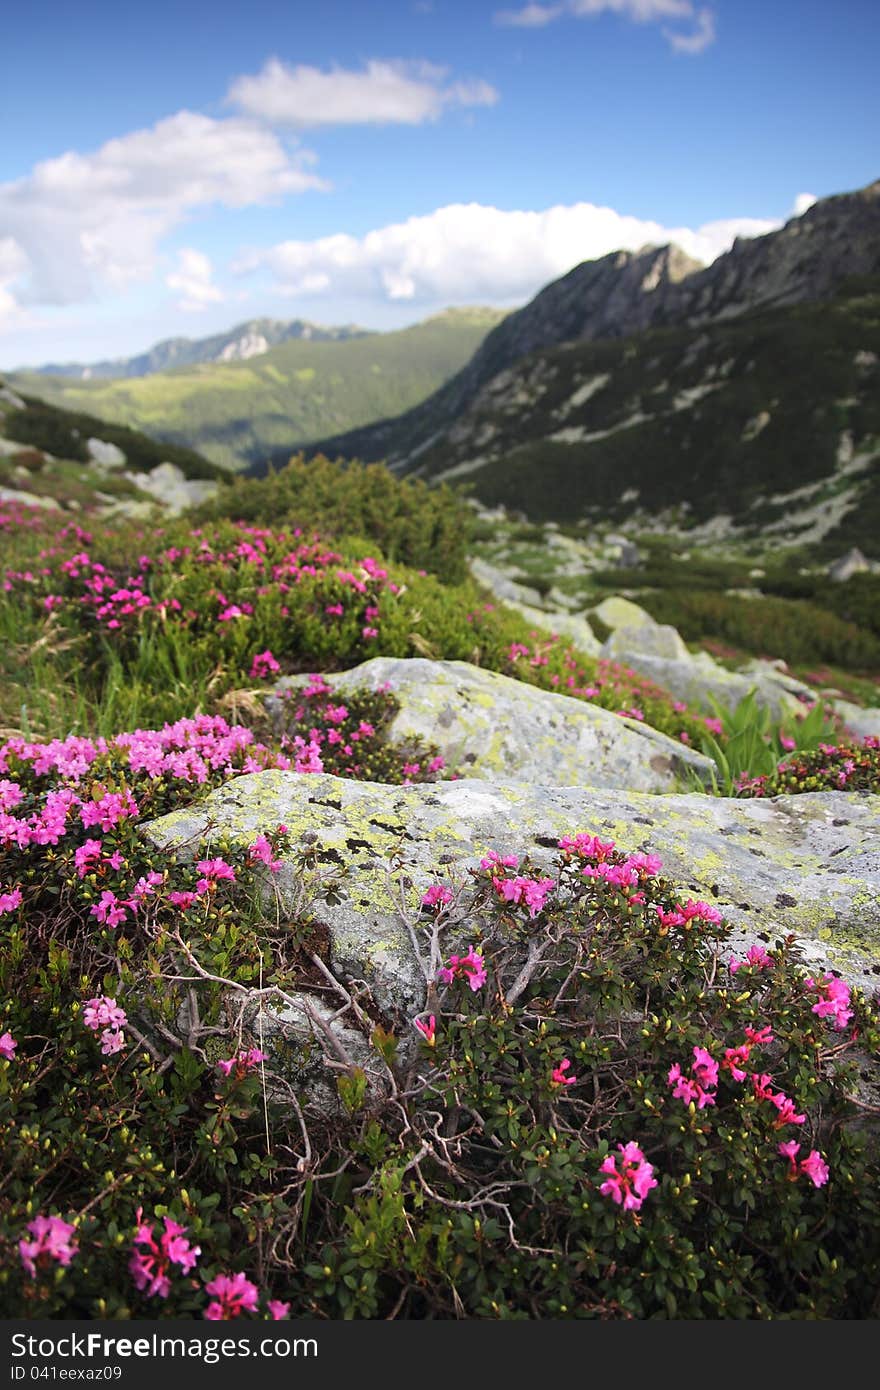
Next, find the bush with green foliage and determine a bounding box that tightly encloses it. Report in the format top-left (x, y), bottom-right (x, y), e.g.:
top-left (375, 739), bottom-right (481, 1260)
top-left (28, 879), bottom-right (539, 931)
top-left (190, 455), bottom-right (473, 584)
top-left (2, 776), bottom-right (878, 1318)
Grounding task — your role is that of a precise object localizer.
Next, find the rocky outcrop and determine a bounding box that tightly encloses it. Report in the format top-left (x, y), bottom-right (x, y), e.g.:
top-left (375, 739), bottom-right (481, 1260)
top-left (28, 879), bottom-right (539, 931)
top-left (123, 462), bottom-right (219, 515)
top-left (145, 772), bottom-right (880, 1020)
top-left (270, 657), bottom-right (712, 792)
top-left (309, 180), bottom-right (880, 472)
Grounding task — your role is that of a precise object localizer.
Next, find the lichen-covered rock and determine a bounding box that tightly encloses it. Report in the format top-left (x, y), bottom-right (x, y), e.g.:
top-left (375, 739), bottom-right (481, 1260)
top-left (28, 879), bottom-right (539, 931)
top-left (270, 657), bottom-right (712, 792)
top-left (601, 621), bottom-right (691, 663)
top-left (832, 699), bottom-right (880, 741)
top-left (145, 772), bottom-right (880, 1014)
top-left (87, 438), bottom-right (126, 469)
top-left (589, 595), bottom-right (656, 632)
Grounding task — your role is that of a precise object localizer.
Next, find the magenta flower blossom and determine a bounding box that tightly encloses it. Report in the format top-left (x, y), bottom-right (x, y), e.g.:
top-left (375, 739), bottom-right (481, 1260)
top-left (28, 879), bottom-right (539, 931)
top-left (267, 1300), bottom-right (291, 1320)
top-left (438, 946), bottom-right (487, 992)
top-left (0, 1030), bottom-right (17, 1060)
top-left (598, 1143), bottom-right (658, 1213)
top-left (492, 874), bottom-right (555, 918)
top-left (480, 849), bottom-right (519, 871)
top-left (668, 1046), bottom-right (720, 1109)
top-left (421, 884), bottom-right (453, 909)
top-left (770, 1094), bottom-right (807, 1129)
top-left (217, 1048), bottom-right (267, 1078)
top-left (130, 1211), bottom-right (201, 1298)
top-left (805, 973), bottom-right (853, 1031)
top-left (18, 1215), bottom-right (78, 1278)
top-left (0, 885), bottom-right (23, 914)
top-left (83, 996), bottom-right (127, 1032)
top-left (799, 1149), bottom-right (831, 1188)
top-left (248, 836), bottom-right (282, 873)
top-left (204, 1271), bottom-right (260, 1320)
top-left (414, 1015), bottom-right (436, 1046)
top-left (249, 650), bottom-right (281, 680)
top-left (550, 1058), bottom-right (577, 1088)
top-left (89, 889), bottom-right (129, 929)
top-left (777, 1142), bottom-right (830, 1188)
top-left (729, 944), bottom-right (774, 974)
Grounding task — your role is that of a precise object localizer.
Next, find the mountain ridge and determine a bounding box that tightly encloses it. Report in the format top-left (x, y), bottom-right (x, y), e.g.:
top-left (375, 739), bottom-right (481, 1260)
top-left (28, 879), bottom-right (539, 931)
top-left (303, 178), bottom-right (880, 471)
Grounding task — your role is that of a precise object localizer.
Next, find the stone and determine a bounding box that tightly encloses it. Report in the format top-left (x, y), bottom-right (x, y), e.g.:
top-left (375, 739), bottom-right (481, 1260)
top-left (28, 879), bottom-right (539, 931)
top-left (145, 773), bottom-right (880, 1018)
top-left (468, 556), bottom-right (545, 608)
top-left (589, 595), bottom-right (655, 632)
top-left (87, 438), bottom-right (126, 469)
top-left (833, 700), bottom-right (880, 741)
top-left (828, 548), bottom-right (870, 582)
top-left (0, 386), bottom-right (26, 410)
top-left (601, 622), bottom-right (691, 663)
top-left (269, 657), bottom-right (713, 793)
top-left (125, 462), bottom-right (220, 516)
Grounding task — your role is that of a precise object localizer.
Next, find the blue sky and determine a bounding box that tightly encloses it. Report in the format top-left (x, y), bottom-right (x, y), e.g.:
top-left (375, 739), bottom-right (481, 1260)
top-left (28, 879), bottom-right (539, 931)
top-left (1, 0), bottom-right (877, 368)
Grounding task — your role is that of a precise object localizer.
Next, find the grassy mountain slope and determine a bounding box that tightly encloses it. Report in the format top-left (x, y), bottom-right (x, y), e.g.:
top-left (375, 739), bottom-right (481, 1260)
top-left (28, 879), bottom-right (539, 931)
top-left (10, 308), bottom-right (505, 473)
top-left (388, 276), bottom-right (880, 560)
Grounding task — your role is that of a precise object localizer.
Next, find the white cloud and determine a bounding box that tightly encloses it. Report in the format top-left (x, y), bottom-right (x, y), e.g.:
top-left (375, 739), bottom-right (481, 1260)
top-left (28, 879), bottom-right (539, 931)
top-left (166, 248), bottom-right (224, 312)
top-left (663, 6), bottom-right (715, 53)
top-left (227, 58), bottom-right (498, 127)
top-left (496, 0), bottom-right (716, 53)
top-left (0, 111), bottom-right (326, 319)
top-left (793, 192), bottom-right (818, 216)
top-left (496, 4), bottom-right (564, 25)
top-left (236, 199), bottom-right (781, 310)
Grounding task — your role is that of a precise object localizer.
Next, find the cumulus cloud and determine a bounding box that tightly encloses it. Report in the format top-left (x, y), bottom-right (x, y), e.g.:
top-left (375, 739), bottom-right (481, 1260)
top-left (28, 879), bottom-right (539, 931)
top-left (227, 58), bottom-right (498, 127)
top-left (496, 0), bottom-right (716, 53)
top-left (0, 111), bottom-right (326, 318)
top-left (235, 199), bottom-right (781, 310)
top-left (166, 248), bottom-right (224, 312)
top-left (793, 192), bottom-right (818, 216)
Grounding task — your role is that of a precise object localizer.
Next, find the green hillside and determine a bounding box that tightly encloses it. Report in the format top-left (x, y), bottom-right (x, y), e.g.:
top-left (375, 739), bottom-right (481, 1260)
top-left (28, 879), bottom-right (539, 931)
top-left (10, 308), bottom-right (505, 473)
top-left (398, 276), bottom-right (880, 561)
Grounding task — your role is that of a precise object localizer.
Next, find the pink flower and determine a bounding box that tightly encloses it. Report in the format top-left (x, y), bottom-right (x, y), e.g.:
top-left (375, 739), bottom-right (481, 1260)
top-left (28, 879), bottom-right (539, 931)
top-left (18, 1215), bottom-right (78, 1278)
top-left (130, 1211), bottom-right (201, 1298)
top-left (668, 1046), bottom-right (719, 1109)
top-left (799, 1149), bottom-right (830, 1188)
top-left (438, 946), bottom-right (487, 992)
top-left (100, 1029), bottom-right (126, 1056)
top-left (414, 1015), bottom-right (436, 1046)
top-left (0, 886), bottom-right (23, 914)
top-left (83, 996), bottom-right (127, 1032)
top-left (770, 1094), bottom-right (806, 1129)
top-left (249, 650), bottom-right (281, 680)
top-left (805, 973), bottom-right (853, 1031)
top-left (551, 1058), bottom-right (576, 1088)
top-left (421, 884), bottom-right (453, 909)
top-left (204, 1271), bottom-right (260, 1320)
top-left (599, 1142), bottom-right (658, 1213)
top-left (267, 1300), bottom-right (290, 1320)
top-left (0, 1030), bottom-right (17, 1060)
top-left (217, 1048), bottom-right (267, 1079)
top-left (248, 836), bottom-right (282, 873)
top-left (729, 944), bottom-right (774, 974)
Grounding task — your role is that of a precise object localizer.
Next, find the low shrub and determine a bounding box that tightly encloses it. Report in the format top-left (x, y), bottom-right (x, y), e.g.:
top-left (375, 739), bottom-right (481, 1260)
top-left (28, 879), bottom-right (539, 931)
top-left (2, 764), bottom-right (878, 1318)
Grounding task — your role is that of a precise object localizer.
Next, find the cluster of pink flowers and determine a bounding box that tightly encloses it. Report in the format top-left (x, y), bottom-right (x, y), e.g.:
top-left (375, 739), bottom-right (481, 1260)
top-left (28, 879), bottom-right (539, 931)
top-left (217, 1048), bottom-right (267, 1078)
top-left (248, 835), bottom-right (283, 873)
top-left (129, 1211), bottom-right (201, 1298)
top-left (0, 885), bottom-right (22, 914)
top-left (0, 1029), bottom-right (17, 1060)
top-left (777, 1141), bottom-right (830, 1188)
top-left (805, 973), bottom-right (853, 1031)
top-left (421, 884), bottom-right (454, 909)
top-left (668, 1046), bottom-right (721, 1110)
top-left (18, 1215), bottom-right (78, 1279)
top-left (83, 995), bottom-right (128, 1056)
top-left (491, 873), bottom-right (555, 918)
top-left (438, 946), bottom-right (487, 992)
top-left (204, 1271), bottom-right (260, 1320)
top-left (729, 944), bottom-right (774, 973)
top-left (598, 1143), bottom-right (658, 1213)
top-left (250, 650), bottom-right (281, 680)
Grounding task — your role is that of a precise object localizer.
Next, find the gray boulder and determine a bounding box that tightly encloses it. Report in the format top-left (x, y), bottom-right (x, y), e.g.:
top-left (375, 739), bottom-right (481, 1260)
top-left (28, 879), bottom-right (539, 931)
top-left (269, 657), bottom-right (713, 793)
top-left (87, 438), bottom-right (126, 469)
top-left (145, 772), bottom-right (880, 1018)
